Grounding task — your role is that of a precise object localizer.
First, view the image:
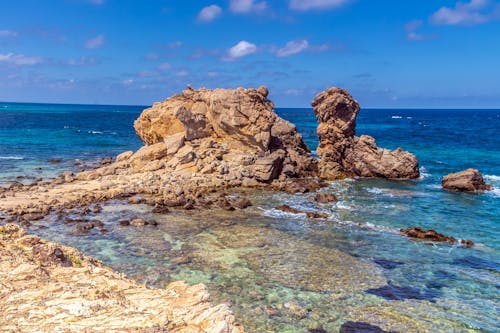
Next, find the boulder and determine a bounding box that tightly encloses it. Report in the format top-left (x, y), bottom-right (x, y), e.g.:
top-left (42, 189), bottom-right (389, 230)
top-left (312, 87), bottom-right (419, 180)
top-left (442, 168), bottom-right (492, 192)
top-left (133, 86), bottom-right (316, 182)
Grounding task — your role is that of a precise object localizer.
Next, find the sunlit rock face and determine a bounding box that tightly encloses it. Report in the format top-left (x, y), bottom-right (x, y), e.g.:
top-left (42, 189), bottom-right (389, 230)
top-left (312, 87), bottom-right (420, 180)
top-left (134, 86), bottom-right (317, 182)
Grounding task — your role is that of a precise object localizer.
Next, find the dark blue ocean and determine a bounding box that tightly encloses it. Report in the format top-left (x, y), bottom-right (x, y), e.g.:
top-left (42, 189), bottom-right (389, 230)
top-left (0, 102), bottom-right (499, 332)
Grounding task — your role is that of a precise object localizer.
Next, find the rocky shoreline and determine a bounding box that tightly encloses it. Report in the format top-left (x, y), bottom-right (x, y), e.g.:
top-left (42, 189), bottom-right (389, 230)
top-left (4, 86), bottom-right (478, 332)
top-left (0, 223), bottom-right (243, 332)
top-left (0, 86), bottom-right (419, 223)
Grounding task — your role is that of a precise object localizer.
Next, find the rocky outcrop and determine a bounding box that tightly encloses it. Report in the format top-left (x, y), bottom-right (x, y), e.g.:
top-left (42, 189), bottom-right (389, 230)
top-left (0, 223), bottom-right (244, 332)
top-left (442, 168), bottom-right (492, 192)
top-left (0, 86), bottom-right (420, 222)
top-left (312, 88), bottom-right (419, 180)
top-left (134, 86), bottom-right (317, 181)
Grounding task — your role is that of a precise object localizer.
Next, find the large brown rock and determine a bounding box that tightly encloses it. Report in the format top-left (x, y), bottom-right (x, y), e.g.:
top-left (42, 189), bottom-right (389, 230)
top-left (442, 168), bottom-right (492, 192)
top-left (134, 86), bottom-right (317, 182)
top-left (312, 87), bottom-right (419, 180)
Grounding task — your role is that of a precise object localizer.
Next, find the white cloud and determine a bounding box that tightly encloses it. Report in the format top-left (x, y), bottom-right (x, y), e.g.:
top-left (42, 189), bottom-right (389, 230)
top-left (84, 34), bottom-right (105, 49)
top-left (0, 30), bottom-right (18, 37)
top-left (289, 0), bottom-right (350, 11)
top-left (405, 20), bottom-right (423, 32)
top-left (405, 20), bottom-right (438, 41)
top-left (176, 70), bottom-right (190, 77)
top-left (197, 5), bottom-right (223, 23)
top-left (64, 56), bottom-right (99, 66)
top-left (275, 39), bottom-right (309, 57)
top-left (430, 0), bottom-right (496, 25)
top-left (227, 40), bottom-right (257, 59)
top-left (230, 0), bottom-right (267, 13)
top-left (158, 62), bottom-right (171, 71)
top-left (0, 53), bottom-right (44, 66)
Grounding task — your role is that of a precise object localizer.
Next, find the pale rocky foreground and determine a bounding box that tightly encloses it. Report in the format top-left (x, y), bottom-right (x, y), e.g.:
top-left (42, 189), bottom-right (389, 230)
top-left (0, 223), bottom-right (244, 333)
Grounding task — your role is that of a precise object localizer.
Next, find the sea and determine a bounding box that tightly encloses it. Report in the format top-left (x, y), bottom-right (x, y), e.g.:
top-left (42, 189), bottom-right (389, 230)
top-left (0, 102), bottom-right (499, 332)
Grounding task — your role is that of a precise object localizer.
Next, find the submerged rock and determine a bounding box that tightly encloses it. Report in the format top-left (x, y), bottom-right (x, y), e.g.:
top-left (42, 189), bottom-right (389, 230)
top-left (313, 193), bottom-right (338, 203)
top-left (184, 225), bottom-right (386, 294)
top-left (340, 321), bottom-right (398, 333)
top-left (312, 87), bottom-right (419, 180)
top-left (366, 281), bottom-right (440, 303)
top-left (442, 168), bottom-right (492, 192)
top-left (400, 227), bottom-right (474, 247)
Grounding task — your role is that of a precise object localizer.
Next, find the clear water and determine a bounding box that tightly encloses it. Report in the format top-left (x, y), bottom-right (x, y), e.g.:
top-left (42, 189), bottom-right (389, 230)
top-left (1, 102), bottom-right (499, 332)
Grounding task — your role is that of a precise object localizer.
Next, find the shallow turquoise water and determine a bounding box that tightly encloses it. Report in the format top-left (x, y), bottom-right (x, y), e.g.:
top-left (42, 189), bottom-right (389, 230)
top-left (1, 103), bottom-right (499, 332)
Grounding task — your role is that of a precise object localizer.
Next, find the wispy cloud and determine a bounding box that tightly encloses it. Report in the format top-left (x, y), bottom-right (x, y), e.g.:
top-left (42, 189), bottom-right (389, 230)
top-left (289, 0), bottom-right (350, 11)
top-left (197, 5), bottom-right (223, 23)
top-left (272, 39), bottom-right (330, 57)
top-left (225, 40), bottom-right (257, 60)
top-left (62, 56), bottom-right (100, 66)
top-left (230, 0), bottom-right (267, 14)
top-left (84, 34), bottom-right (105, 49)
top-left (0, 30), bottom-right (18, 38)
top-left (0, 53), bottom-right (44, 66)
top-left (430, 0), bottom-right (498, 25)
top-left (405, 20), bottom-right (438, 41)
top-left (275, 39), bottom-right (309, 57)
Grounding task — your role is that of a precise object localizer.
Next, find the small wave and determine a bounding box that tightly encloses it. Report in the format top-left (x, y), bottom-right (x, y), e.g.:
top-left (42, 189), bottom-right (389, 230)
top-left (391, 115), bottom-right (403, 119)
top-left (419, 166), bottom-right (431, 180)
top-left (336, 201), bottom-right (355, 210)
top-left (88, 130), bottom-right (103, 135)
top-left (366, 187), bottom-right (383, 195)
top-left (489, 188), bottom-right (500, 198)
top-left (484, 175), bottom-right (500, 183)
top-left (0, 156), bottom-right (24, 160)
top-left (261, 207), bottom-right (306, 219)
top-left (365, 187), bottom-right (395, 197)
top-left (406, 116), bottom-right (413, 119)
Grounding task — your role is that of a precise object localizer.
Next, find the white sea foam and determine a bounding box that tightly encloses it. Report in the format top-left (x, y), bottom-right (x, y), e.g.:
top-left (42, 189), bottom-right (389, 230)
top-left (0, 156), bottom-right (24, 160)
top-left (89, 130), bottom-right (103, 134)
top-left (419, 166), bottom-right (431, 180)
top-left (484, 175), bottom-right (500, 183)
top-left (336, 201), bottom-right (354, 210)
top-left (391, 115), bottom-right (403, 119)
top-left (489, 188), bottom-right (500, 198)
top-left (366, 187), bottom-right (383, 195)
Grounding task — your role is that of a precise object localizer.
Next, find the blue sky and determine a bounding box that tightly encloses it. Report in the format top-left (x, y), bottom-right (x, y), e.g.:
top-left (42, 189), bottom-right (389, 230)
top-left (1, 0), bottom-right (499, 107)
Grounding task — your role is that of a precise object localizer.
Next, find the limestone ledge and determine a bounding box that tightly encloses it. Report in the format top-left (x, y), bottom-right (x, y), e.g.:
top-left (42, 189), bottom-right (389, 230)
top-left (0, 223), bottom-right (244, 333)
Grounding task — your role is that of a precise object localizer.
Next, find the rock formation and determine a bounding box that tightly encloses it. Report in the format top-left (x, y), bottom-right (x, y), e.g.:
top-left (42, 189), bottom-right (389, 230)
top-left (134, 86), bottom-right (317, 182)
top-left (0, 86), bottom-right (420, 222)
top-left (0, 223), bottom-right (244, 333)
top-left (442, 168), bottom-right (492, 192)
top-left (312, 87), bottom-right (419, 180)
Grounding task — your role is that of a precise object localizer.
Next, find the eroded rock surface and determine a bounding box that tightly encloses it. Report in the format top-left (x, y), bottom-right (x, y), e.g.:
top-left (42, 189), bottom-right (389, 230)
top-left (312, 88), bottom-right (419, 180)
top-left (0, 223), bottom-right (243, 333)
top-left (134, 86), bottom-right (317, 180)
top-left (442, 168), bottom-right (492, 192)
